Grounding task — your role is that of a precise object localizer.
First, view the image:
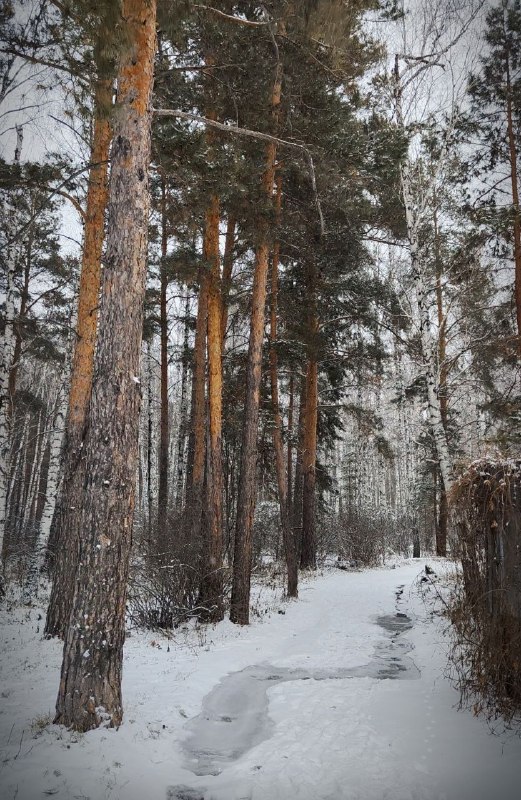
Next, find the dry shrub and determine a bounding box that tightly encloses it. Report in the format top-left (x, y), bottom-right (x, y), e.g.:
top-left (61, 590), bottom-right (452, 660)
top-left (127, 512), bottom-right (205, 630)
top-left (447, 458), bottom-right (521, 725)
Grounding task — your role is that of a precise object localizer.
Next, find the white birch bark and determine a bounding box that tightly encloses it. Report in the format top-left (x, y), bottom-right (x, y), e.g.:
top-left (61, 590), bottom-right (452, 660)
top-left (24, 315), bottom-right (76, 600)
top-left (394, 64), bottom-right (453, 495)
top-left (0, 125), bottom-right (23, 569)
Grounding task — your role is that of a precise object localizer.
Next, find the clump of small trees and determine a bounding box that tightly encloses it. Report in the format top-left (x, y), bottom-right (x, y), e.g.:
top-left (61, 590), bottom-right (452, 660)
top-left (447, 459), bottom-right (521, 725)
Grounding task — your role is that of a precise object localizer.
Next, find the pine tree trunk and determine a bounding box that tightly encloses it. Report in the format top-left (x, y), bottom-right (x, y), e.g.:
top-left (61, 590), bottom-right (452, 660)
top-left (287, 371), bottom-right (294, 515)
top-left (269, 174), bottom-right (297, 597)
top-left (0, 125), bottom-right (23, 574)
top-left (292, 375), bottom-right (306, 561)
top-left (200, 191), bottom-right (224, 620)
top-left (175, 293), bottom-right (190, 510)
top-left (54, 0), bottom-right (156, 731)
top-left (157, 175), bottom-right (169, 545)
top-left (301, 340), bottom-right (318, 569)
top-left (186, 271), bottom-right (208, 541)
top-left (44, 78), bottom-right (112, 636)
top-left (230, 48), bottom-right (283, 625)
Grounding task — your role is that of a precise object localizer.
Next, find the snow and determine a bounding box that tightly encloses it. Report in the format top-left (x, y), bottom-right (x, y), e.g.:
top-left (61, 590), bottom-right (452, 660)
top-left (1, 561), bottom-right (520, 800)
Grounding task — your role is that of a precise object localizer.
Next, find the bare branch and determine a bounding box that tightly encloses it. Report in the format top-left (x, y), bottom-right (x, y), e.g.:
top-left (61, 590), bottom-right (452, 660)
top-left (192, 5), bottom-right (268, 28)
top-left (154, 107), bottom-right (325, 234)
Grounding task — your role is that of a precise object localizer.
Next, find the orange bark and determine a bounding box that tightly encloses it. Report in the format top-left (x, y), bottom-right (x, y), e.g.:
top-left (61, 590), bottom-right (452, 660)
top-left (202, 190), bottom-right (224, 620)
top-left (69, 79), bottom-right (112, 429)
top-left (44, 77), bottom-right (112, 637)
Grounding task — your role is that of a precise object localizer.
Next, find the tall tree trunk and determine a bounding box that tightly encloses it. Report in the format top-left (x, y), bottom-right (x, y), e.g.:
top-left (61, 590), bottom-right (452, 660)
top-left (269, 174), bottom-right (297, 597)
top-left (0, 125), bottom-right (23, 576)
top-left (146, 340), bottom-right (154, 547)
top-left (157, 174), bottom-right (169, 545)
top-left (175, 293), bottom-right (190, 510)
top-left (394, 58), bottom-right (453, 498)
top-left (200, 190), bottom-right (224, 620)
top-left (26, 312), bottom-right (76, 600)
top-left (301, 279), bottom-right (318, 570)
top-left (44, 78), bottom-right (112, 636)
top-left (54, 0), bottom-right (156, 731)
top-left (186, 271), bottom-right (208, 541)
top-left (287, 371), bottom-right (294, 515)
top-left (8, 211), bottom-right (33, 406)
top-left (434, 201), bottom-right (448, 557)
top-left (505, 56), bottom-right (521, 355)
top-left (230, 37), bottom-right (283, 625)
top-left (292, 375), bottom-right (306, 561)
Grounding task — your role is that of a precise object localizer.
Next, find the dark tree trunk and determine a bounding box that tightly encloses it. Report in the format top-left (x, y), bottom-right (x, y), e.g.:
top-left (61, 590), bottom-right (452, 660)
top-left (185, 270), bottom-right (208, 544)
top-left (175, 293), bottom-right (190, 510)
top-left (269, 174), bottom-right (297, 598)
top-left (300, 260), bottom-right (318, 570)
top-left (292, 375), bottom-right (306, 562)
top-left (54, 0), bottom-right (156, 730)
top-left (230, 48), bottom-right (283, 625)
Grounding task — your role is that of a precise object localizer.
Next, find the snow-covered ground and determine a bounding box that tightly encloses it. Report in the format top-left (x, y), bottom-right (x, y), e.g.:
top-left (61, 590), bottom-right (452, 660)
top-left (1, 560), bottom-right (520, 800)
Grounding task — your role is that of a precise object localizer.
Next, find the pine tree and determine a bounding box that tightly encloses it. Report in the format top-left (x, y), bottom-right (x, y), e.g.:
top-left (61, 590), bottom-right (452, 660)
top-left (54, 0), bottom-right (156, 731)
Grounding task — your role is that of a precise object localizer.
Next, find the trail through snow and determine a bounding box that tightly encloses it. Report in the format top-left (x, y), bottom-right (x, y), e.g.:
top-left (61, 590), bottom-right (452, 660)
top-left (1, 561), bottom-right (520, 800)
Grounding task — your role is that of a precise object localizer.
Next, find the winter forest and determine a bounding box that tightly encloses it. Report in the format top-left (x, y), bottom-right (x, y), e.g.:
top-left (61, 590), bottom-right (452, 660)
top-left (1, 0), bottom-right (521, 798)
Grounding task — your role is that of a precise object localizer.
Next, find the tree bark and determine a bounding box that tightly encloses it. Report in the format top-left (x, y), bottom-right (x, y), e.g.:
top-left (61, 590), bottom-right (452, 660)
top-left (185, 270), bottom-right (208, 542)
top-left (394, 58), bottom-right (453, 498)
top-left (175, 293), bottom-right (190, 510)
top-left (292, 375), bottom-right (306, 562)
top-left (230, 37), bottom-right (283, 625)
top-left (0, 125), bottom-right (23, 573)
top-left (44, 78), bottom-right (112, 636)
top-left (301, 286), bottom-right (319, 570)
top-left (200, 190), bottom-right (224, 621)
top-left (269, 173), bottom-right (297, 597)
top-left (434, 201), bottom-right (448, 556)
top-left (54, 0), bottom-right (156, 731)
top-left (157, 174), bottom-right (169, 545)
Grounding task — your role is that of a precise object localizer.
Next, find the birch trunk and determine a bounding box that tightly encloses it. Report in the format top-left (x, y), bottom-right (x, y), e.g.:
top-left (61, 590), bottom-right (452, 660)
top-left (55, 0), bottom-right (156, 730)
top-left (0, 125), bottom-right (23, 574)
top-left (157, 174), bottom-right (169, 542)
top-left (394, 59), bottom-right (453, 496)
top-left (25, 315), bottom-right (76, 600)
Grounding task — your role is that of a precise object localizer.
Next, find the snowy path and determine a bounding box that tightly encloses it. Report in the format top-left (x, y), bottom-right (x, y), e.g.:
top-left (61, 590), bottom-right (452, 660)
top-left (1, 561), bottom-right (521, 799)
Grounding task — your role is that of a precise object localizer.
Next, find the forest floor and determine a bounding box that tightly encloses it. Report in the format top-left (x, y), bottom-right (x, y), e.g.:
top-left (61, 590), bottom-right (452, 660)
top-left (1, 559), bottom-right (520, 800)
